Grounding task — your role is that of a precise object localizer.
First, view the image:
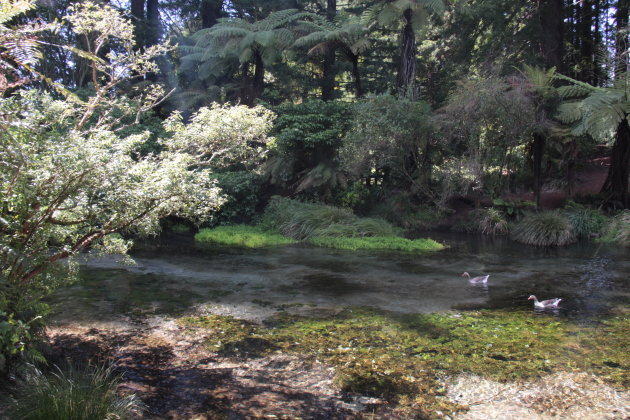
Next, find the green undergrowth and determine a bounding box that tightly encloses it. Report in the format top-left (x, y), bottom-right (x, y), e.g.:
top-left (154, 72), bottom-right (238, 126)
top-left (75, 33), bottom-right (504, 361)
top-left (195, 225), bottom-right (297, 248)
top-left (178, 308), bottom-right (629, 417)
top-left (308, 236), bottom-right (444, 251)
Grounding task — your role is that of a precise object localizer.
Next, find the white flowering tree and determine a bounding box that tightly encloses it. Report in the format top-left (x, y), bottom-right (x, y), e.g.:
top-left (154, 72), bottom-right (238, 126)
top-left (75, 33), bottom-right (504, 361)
top-left (0, 1), bottom-right (274, 366)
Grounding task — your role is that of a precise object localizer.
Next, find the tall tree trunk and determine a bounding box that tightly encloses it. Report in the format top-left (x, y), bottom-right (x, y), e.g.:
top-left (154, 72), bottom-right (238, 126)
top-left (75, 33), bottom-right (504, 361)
top-left (241, 52), bottom-right (264, 106)
top-left (601, 118), bottom-right (630, 208)
top-left (349, 52), bottom-right (364, 98)
top-left (397, 8), bottom-right (416, 98)
top-left (615, 0), bottom-right (629, 77)
top-left (146, 0), bottom-right (161, 46)
top-left (539, 0), bottom-right (564, 72)
top-left (201, 0), bottom-right (223, 29)
top-left (578, 0), bottom-right (594, 84)
top-left (131, 0), bottom-right (146, 49)
top-left (321, 0), bottom-right (337, 100)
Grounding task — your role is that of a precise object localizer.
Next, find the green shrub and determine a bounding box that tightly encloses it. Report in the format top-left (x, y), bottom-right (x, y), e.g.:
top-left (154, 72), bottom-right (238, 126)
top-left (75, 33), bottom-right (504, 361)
top-left (308, 236), bottom-right (444, 252)
top-left (259, 197), bottom-right (398, 240)
top-left (210, 171), bottom-right (264, 226)
top-left (511, 211), bottom-right (577, 247)
top-left (195, 225), bottom-right (297, 248)
top-left (598, 210), bottom-right (630, 247)
top-left (265, 100), bottom-right (352, 198)
top-left (564, 204), bottom-right (608, 239)
top-left (3, 364), bottom-right (140, 420)
top-left (370, 192), bottom-right (445, 229)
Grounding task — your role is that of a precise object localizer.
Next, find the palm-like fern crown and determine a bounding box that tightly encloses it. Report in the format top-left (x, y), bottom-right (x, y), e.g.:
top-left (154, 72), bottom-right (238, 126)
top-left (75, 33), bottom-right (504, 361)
top-left (293, 13), bottom-right (370, 57)
top-left (187, 9), bottom-right (314, 68)
top-left (361, 0), bottom-right (445, 34)
top-left (1, 0), bottom-right (45, 71)
top-left (555, 73), bottom-right (629, 143)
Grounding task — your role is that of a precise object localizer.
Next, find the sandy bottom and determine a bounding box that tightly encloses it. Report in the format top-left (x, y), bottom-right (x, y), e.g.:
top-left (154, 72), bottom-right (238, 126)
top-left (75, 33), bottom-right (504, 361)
top-left (447, 372), bottom-right (629, 420)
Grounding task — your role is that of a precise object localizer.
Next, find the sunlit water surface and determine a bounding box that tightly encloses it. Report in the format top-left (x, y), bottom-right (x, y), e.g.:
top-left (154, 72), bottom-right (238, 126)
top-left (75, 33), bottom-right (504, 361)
top-left (48, 233), bottom-right (630, 324)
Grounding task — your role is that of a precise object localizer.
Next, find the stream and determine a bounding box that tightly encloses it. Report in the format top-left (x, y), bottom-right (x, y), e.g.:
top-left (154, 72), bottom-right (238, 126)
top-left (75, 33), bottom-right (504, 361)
top-left (45, 233), bottom-right (630, 419)
top-left (49, 232), bottom-right (630, 323)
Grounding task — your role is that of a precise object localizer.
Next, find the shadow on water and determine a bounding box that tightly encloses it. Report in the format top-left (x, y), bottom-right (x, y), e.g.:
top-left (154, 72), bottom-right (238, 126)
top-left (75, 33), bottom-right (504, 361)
top-left (47, 232), bottom-right (630, 324)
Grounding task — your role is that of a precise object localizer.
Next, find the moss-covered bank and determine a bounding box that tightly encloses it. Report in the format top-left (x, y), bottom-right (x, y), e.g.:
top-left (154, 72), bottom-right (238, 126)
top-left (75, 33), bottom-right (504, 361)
top-left (196, 225), bottom-right (444, 251)
top-left (195, 225), bottom-right (297, 248)
top-left (179, 308), bottom-right (629, 417)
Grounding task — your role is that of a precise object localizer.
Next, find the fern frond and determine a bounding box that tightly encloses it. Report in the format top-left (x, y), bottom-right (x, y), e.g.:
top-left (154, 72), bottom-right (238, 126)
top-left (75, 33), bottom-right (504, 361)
top-left (294, 31), bottom-right (328, 49)
top-left (556, 101), bottom-right (583, 124)
top-left (557, 84), bottom-right (592, 99)
top-left (421, 0), bottom-right (446, 15)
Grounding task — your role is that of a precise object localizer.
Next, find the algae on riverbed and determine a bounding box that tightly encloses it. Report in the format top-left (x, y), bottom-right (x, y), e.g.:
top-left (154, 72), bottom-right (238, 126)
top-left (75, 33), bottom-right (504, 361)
top-left (178, 307), bottom-right (629, 417)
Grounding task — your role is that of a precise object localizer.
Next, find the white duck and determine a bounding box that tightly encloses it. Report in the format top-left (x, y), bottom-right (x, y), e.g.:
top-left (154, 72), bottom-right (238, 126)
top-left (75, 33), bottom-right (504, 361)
top-left (528, 295), bottom-right (562, 308)
top-left (462, 272), bottom-right (489, 284)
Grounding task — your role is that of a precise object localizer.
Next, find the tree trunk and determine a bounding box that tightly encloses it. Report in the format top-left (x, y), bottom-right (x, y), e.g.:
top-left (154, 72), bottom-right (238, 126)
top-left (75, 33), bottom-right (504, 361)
top-left (201, 0), bottom-right (223, 29)
top-left (397, 8), bottom-right (416, 98)
top-left (532, 133), bottom-right (546, 209)
top-left (146, 0), bottom-right (161, 46)
top-left (131, 0), bottom-right (146, 49)
top-left (601, 118), bottom-right (630, 208)
top-left (578, 0), bottom-right (594, 84)
top-left (241, 52), bottom-right (264, 106)
top-left (539, 0), bottom-right (564, 72)
top-left (615, 0), bottom-right (629, 77)
top-left (321, 0), bottom-right (337, 100)
top-left (349, 52), bottom-right (363, 98)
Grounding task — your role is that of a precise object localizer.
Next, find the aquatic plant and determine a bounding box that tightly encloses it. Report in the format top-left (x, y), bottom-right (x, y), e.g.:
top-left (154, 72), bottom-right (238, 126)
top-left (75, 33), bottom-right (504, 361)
top-left (2, 364), bottom-right (140, 419)
top-left (259, 196), bottom-right (399, 240)
top-left (179, 308), bottom-right (629, 416)
top-left (195, 225), bottom-right (297, 248)
top-left (511, 211), bottom-right (577, 247)
top-left (308, 236), bottom-right (444, 252)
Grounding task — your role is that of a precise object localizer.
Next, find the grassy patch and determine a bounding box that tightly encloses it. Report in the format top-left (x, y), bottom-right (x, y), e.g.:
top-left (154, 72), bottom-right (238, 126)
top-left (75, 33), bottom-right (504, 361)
top-left (597, 210), bottom-right (630, 247)
top-left (3, 364), bottom-right (140, 419)
top-left (178, 308), bottom-right (629, 417)
top-left (260, 196), bottom-right (399, 240)
top-left (195, 225), bottom-right (297, 248)
top-left (308, 236), bottom-right (444, 252)
top-left (512, 211), bottom-right (577, 247)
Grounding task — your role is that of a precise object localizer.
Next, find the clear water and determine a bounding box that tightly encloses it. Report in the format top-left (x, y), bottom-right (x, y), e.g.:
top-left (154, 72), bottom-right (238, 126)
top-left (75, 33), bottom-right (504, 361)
top-left (48, 233), bottom-right (630, 323)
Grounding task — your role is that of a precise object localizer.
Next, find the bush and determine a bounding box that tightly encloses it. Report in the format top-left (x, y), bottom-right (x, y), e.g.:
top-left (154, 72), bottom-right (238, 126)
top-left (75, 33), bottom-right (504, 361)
top-left (2, 364), bottom-right (140, 419)
top-left (265, 100), bottom-right (352, 198)
top-left (564, 204), bottom-right (608, 239)
top-left (210, 171), bottom-right (265, 225)
top-left (370, 192), bottom-right (445, 229)
top-left (195, 225), bottom-right (296, 248)
top-left (598, 210), bottom-right (630, 247)
top-left (259, 197), bottom-right (398, 240)
top-left (511, 211), bottom-right (576, 247)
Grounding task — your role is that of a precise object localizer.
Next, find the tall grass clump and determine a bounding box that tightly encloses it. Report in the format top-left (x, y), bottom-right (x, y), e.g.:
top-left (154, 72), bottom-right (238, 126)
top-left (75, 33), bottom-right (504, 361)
top-left (3, 364), bottom-right (140, 420)
top-left (511, 211), bottom-right (576, 247)
top-left (260, 196), bottom-right (398, 240)
top-left (195, 225), bottom-right (297, 248)
top-left (471, 208), bottom-right (509, 235)
top-left (598, 210), bottom-right (630, 247)
top-left (564, 203), bottom-right (608, 239)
